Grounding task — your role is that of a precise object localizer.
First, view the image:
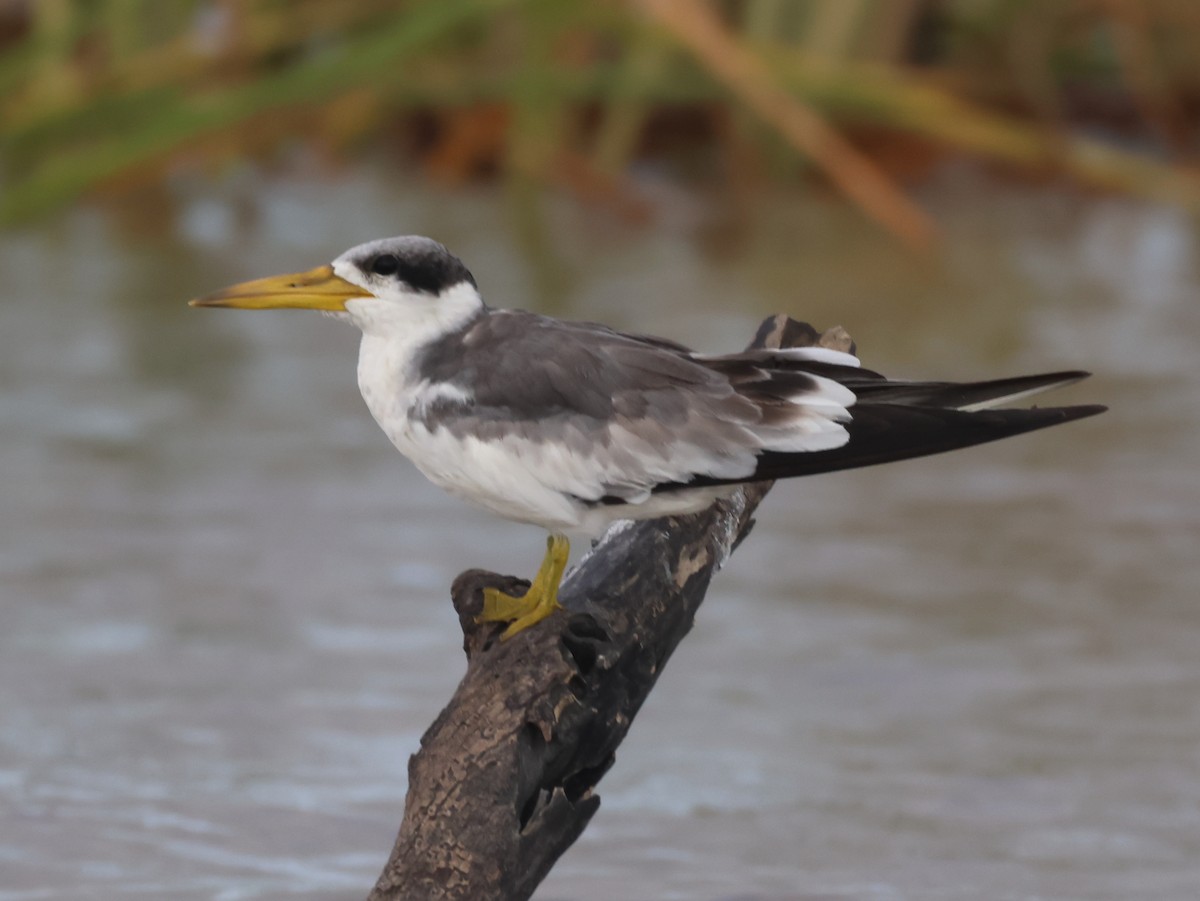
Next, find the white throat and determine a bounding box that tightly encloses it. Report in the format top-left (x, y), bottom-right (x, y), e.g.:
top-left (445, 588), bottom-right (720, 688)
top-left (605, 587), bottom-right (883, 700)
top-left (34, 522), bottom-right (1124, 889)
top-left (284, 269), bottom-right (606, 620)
top-left (346, 278), bottom-right (484, 456)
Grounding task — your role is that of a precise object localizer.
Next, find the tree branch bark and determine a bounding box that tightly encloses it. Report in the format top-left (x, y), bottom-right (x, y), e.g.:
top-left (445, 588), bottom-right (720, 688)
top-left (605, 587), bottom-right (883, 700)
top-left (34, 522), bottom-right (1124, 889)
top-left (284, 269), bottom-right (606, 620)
top-left (368, 316), bottom-right (849, 901)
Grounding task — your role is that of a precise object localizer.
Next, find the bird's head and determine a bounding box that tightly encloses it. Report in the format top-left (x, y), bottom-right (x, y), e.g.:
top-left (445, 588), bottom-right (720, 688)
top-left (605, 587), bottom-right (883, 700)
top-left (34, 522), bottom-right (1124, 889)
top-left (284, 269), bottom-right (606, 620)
top-left (190, 236), bottom-right (482, 334)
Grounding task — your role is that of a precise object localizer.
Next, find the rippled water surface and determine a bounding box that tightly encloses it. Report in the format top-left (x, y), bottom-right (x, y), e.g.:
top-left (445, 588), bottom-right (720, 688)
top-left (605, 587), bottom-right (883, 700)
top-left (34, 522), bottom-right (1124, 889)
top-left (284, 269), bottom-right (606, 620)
top-left (2, 169), bottom-right (1197, 900)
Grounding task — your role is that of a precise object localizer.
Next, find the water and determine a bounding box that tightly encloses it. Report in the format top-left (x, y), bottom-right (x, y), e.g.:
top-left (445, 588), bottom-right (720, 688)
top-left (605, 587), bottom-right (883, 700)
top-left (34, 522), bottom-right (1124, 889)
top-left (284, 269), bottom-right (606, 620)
top-left (1, 166), bottom-right (1197, 900)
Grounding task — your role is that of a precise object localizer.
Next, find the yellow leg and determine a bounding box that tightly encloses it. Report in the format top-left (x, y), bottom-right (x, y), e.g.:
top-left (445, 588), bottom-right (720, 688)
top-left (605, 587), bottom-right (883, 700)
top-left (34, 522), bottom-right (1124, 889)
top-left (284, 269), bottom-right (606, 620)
top-left (479, 533), bottom-right (570, 639)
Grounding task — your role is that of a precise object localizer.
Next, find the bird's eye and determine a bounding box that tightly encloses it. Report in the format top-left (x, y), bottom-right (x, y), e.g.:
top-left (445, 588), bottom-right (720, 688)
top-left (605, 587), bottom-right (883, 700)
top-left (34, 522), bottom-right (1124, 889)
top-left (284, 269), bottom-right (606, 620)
top-left (369, 254), bottom-right (401, 277)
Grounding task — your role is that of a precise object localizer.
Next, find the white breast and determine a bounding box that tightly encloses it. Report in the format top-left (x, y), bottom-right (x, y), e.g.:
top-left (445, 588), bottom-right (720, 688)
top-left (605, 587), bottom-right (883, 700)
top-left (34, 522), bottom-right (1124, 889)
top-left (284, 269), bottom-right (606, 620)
top-left (356, 328), bottom-right (591, 531)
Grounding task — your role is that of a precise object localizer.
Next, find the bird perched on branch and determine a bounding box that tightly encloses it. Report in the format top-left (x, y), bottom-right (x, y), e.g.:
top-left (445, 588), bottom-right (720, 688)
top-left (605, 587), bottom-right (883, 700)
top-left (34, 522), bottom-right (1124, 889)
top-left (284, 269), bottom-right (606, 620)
top-left (192, 236), bottom-right (1104, 638)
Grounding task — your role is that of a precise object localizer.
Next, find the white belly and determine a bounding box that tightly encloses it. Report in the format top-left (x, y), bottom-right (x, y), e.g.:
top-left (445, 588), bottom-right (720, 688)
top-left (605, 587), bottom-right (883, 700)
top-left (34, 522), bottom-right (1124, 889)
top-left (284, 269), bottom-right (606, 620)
top-left (357, 333), bottom-right (586, 531)
top-left (355, 332), bottom-right (738, 536)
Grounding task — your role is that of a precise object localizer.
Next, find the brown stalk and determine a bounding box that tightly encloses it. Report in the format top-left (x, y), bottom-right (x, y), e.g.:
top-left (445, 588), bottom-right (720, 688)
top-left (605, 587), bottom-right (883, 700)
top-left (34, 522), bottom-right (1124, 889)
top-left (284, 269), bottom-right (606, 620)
top-left (635, 0), bottom-right (937, 251)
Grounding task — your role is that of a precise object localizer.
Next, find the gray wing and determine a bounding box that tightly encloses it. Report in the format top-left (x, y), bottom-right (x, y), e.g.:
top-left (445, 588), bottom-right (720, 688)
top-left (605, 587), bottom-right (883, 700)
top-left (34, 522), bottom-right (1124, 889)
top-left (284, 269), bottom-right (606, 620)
top-left (410, 311), bottom-right (854, 502)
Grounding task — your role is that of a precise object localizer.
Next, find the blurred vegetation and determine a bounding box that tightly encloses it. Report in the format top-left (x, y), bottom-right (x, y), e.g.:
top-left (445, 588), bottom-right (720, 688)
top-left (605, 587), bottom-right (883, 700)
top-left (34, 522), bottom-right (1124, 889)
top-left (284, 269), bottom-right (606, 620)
top-left (2, 0), bottom-right (1200, 247)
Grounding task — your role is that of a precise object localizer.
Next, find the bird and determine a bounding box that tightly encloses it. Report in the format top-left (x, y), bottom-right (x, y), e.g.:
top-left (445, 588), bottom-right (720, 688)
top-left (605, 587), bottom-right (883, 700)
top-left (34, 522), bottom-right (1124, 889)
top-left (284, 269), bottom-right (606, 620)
top-left (191, 235), bottom-right (1105, 639)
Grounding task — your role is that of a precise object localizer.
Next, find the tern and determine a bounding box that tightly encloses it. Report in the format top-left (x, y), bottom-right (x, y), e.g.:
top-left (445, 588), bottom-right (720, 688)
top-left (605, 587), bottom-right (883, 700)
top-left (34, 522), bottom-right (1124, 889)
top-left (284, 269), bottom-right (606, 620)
top-left (192, 236), bottom-right (1104, 638)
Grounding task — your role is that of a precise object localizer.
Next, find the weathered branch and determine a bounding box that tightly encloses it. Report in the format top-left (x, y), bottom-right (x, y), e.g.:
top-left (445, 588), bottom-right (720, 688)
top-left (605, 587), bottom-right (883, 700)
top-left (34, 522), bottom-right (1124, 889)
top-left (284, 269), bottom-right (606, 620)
top-left (368, 316), bottom-right (845, 901)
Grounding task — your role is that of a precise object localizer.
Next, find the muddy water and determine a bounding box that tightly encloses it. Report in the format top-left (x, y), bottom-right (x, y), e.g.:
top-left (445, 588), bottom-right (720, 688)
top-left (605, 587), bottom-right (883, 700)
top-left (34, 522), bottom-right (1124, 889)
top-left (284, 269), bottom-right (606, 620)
top-left (1, 168), bottom-right (1196, 900)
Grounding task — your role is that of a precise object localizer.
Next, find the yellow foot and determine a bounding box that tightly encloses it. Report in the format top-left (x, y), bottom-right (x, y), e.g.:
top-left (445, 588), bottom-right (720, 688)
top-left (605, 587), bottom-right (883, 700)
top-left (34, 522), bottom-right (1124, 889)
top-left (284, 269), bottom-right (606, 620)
top-left (478, 534), bottom-right (570, 639)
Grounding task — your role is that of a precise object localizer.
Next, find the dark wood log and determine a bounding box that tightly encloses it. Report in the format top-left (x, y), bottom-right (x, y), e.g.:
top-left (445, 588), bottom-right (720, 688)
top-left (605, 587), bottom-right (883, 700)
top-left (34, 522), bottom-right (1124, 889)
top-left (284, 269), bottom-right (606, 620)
top-left (368, 316), bottom-right (844, 901)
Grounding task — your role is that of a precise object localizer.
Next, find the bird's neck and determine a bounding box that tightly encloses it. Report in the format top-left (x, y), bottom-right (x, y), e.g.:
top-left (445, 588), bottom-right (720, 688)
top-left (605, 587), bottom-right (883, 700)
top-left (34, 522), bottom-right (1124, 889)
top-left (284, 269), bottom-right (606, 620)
top-left (353, 293), bottom-right (486, 441)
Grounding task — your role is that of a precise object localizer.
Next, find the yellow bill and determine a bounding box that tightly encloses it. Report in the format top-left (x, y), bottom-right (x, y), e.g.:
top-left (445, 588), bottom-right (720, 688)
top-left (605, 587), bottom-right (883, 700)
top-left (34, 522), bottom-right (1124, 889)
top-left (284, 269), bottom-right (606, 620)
top-left (189, 265), bottom-right (371, 312)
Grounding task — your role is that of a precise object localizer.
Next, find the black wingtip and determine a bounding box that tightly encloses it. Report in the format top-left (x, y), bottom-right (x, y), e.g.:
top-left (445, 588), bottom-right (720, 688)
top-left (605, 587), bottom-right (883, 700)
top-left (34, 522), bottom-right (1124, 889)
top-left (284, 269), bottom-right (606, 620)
top-left (1043, 403), bottom-right (1107, 421)
top-left (677, 400), bottom-right (1107, 490)
top-left (1038, 370), bottom-right (1093, 391)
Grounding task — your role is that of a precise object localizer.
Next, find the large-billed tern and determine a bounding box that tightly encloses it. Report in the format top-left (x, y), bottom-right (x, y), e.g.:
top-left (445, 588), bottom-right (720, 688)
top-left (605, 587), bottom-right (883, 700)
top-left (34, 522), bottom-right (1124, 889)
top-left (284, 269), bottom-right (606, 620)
top-left (191, 236), bottom-right (1104, 639)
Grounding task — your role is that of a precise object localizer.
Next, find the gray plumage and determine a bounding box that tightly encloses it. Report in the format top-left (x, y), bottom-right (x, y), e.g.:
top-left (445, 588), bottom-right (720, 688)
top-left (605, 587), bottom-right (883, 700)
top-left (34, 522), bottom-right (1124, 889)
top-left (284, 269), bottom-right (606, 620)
top-left (197, 234), bottom-right (1103, 534)
top-left (402, 304), bottom-right (1103, 514)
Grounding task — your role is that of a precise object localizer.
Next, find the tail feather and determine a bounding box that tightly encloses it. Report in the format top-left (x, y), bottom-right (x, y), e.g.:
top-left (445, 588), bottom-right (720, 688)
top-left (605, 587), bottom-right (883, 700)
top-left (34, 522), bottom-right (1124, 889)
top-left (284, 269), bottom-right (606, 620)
top-left (673, 316), bottom-right (1110, 491)
top-left (680, 402), bottom-right (1106, 489)
top-left (727, 357), bottom-right (1091, 413)
top-left (848, 370), bottom-right (1092, 411)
